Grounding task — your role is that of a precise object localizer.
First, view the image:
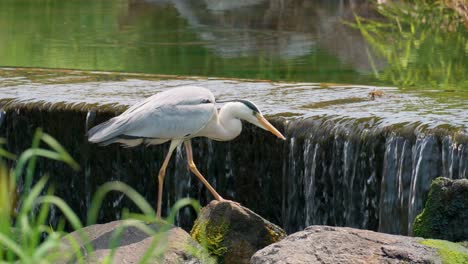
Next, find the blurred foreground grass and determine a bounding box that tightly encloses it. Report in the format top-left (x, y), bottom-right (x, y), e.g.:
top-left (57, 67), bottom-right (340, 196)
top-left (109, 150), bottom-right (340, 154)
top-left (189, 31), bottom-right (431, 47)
top-left (0, 129), bottom-right (211, 263)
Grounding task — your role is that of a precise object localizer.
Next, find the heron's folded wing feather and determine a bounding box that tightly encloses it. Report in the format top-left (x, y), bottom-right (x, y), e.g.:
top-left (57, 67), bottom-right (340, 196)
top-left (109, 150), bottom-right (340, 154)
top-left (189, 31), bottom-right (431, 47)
top-left (88, 86), bottom-right (216, 143)
top-left (122, 103), bottom-right (215, 139)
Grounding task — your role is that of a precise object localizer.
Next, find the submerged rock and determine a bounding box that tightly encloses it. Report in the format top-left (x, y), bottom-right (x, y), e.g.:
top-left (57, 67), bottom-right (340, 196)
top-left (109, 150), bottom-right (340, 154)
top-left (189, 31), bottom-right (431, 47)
top-left (413, 177), bottom-right (468, 242)
top-left (60, 220), bottom-right (212, 264)
top-left (251, 226), bottom-right (445, 264)
top-left (190, 200), bottom-right (286, 264)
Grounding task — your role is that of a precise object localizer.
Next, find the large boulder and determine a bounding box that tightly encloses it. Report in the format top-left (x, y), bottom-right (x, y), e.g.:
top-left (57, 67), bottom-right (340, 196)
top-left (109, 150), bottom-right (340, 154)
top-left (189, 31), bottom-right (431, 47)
top-left (190, 200), bottom-right (286, 264)
top-left (60, 220), bottom-right (212, 263)
top-left (413, 177), bottom-right (468, 242)
top-left (251, 225), bottom-right (461, 264)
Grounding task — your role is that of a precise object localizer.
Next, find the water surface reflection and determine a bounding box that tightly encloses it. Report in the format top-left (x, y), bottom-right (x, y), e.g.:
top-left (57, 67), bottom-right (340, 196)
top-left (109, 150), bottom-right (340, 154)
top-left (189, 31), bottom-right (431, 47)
top-left (0, 0), bottom-right (382, 84)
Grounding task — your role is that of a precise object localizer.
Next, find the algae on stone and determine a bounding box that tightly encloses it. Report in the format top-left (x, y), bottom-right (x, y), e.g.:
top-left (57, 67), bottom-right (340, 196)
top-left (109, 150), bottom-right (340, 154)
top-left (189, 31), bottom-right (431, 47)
top-left (190, 201), bottom-right (286, 264)
top-left (191, 218), bottom-right (229, 260)
top-left (413, 177), bottom-right (468, 242)
top-left (420, 239), bottom-right (468, 264)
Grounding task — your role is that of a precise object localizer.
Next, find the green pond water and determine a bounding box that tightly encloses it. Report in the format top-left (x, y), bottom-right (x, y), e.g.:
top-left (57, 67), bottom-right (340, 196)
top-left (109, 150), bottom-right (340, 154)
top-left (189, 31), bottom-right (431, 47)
top-left (0, 0), bottom-right (376, 84)
top-left (4, 0), bottom-right (465, 89)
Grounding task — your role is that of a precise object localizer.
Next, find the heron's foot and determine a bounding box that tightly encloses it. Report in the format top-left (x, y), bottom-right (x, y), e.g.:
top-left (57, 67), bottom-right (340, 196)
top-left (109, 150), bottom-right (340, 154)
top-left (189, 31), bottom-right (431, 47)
top-left (218, 198), bottom-right (241, 206)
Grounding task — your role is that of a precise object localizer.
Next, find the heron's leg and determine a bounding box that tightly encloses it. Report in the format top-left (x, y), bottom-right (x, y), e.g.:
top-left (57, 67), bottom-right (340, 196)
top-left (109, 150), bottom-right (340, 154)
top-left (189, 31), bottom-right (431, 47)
top-left (156, 140), bottom-right (181, 218)
top-left (184, 140), bottom-right (224, 201)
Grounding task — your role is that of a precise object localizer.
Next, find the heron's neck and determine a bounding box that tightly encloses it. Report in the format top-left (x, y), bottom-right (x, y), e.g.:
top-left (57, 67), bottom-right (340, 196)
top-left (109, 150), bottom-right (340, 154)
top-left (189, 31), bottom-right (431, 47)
top-left (214, 104), bottom-right (242, 141)
top-left (197, 104), bottom-right (241, 141)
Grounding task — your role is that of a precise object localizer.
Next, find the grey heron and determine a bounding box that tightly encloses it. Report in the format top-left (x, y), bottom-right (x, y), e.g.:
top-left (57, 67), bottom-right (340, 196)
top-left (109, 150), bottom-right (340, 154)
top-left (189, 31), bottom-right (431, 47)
top-left (88, 86), bottom-right (286, 218)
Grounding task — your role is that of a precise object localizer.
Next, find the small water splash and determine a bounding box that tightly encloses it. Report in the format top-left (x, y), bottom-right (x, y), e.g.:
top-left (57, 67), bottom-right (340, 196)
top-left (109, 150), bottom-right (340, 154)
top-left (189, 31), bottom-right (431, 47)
top-left (85, 110), bottom-right (96, 132)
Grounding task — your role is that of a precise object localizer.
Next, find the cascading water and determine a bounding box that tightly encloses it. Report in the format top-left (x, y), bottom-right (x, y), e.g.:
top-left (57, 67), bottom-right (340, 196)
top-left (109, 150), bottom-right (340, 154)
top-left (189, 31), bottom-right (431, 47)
top-left (281, 118), bottom-right (467, 234)
top-left (0, 68), bottom-right (466, 235)
top-left (281, 117), bottom-right (383, 233)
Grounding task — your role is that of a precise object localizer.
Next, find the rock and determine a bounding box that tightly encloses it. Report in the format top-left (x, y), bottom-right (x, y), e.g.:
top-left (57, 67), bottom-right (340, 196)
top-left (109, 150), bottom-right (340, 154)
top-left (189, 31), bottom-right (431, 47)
top-left (251, 225), bottom-right (446, 264)
top-left (59, 220), bottom-right (213, 264)
top-left (190, 200), bottom-right (286, 264)
top-left (413, 177), bottom-right (468, 242)
top-left (419, 239), bottom-right (468, 264)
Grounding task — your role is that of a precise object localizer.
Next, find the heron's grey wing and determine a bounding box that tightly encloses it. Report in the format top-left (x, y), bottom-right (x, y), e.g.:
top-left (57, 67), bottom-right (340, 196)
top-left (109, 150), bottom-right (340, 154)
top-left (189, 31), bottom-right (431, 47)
top-left (123, 102), bottom-right (215, 139)
top-left (88, 86), bottom-right (216, 144)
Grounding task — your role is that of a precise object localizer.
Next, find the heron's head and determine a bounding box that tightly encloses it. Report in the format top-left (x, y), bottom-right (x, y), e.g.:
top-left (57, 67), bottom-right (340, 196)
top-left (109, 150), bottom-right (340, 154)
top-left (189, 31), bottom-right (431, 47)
top-left (221, 100), bottom-right (286, 140)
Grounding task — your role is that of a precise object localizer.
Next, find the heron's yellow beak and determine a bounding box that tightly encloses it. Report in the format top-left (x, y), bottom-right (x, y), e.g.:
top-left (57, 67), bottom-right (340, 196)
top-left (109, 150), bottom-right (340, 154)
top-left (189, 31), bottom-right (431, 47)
top-left (256, 114), bottom-right (286, 140)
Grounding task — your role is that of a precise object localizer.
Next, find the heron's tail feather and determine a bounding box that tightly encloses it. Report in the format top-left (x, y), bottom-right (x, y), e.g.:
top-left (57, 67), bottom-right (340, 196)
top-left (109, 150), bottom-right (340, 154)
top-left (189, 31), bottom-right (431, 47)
top-left (95, 137), bottom-right (118, 146)
top-left (87, 118), bottom-right (125, 144)
top-left (88, 119), bottom-right (147, 148)
top-left (91, 135), bottom-right (144, 147)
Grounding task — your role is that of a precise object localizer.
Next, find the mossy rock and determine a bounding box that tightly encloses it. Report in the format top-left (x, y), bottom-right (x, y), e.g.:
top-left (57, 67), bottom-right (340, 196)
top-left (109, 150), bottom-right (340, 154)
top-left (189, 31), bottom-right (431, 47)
top-left (420, 239), bottom-right (468, 264)
top-left (413, 177), bottom-right (468, 242)
top-left (190, 201), bottom-right (286, 264)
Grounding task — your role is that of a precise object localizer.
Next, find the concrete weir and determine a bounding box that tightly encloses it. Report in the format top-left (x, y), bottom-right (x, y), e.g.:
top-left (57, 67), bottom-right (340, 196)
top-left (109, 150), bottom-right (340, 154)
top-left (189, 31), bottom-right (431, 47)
top-left (0, 68), bottom-right (467, 235)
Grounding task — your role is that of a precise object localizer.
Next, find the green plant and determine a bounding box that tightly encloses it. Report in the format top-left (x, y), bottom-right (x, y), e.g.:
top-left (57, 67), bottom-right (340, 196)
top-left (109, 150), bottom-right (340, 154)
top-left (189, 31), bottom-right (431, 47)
top-left (0, 129), bottom-right (84, 263)
top-left (349, 0), bottom-right (467, 90)
top-left (0, 130), bottom-right (213, 263)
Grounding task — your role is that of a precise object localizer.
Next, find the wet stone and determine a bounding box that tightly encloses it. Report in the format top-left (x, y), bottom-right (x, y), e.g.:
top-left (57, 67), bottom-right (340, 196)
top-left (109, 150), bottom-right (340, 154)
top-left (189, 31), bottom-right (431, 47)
top-left (251, 226), bottom-right (443, 264)
top-left (59, 220), bottom-right (212, 264)
top-left (191, 200), bottom-right (286, 264)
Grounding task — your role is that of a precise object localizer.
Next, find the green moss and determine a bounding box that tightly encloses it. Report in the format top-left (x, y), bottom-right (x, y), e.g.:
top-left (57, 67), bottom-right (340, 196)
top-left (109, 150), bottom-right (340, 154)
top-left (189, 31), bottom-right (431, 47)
top-left (183, 241), bottom-right (216, 264)
top-left (413, 177), bottom-right (468, 241)
top-left (413, 210), bottom-right (430, 238)
top-left (266, 223), bottom-right (287, 243)
top-left (191, 219), bottom-right (229, 262)
top-left (420, 239), bottom-right (468, 264)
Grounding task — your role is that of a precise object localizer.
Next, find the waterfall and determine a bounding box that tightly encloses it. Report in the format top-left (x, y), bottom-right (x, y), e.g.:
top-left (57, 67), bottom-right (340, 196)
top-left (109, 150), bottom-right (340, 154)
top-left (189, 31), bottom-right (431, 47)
top-left (0, 103), bottom-right (466, 235)
top-left (280, 118), bottom-right (466, 234)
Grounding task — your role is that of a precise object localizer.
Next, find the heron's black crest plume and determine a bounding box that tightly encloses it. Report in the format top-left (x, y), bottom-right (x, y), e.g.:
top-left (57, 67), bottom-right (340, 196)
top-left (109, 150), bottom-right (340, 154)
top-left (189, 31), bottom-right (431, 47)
top-left (216, 99), bottom-right (259, 113)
